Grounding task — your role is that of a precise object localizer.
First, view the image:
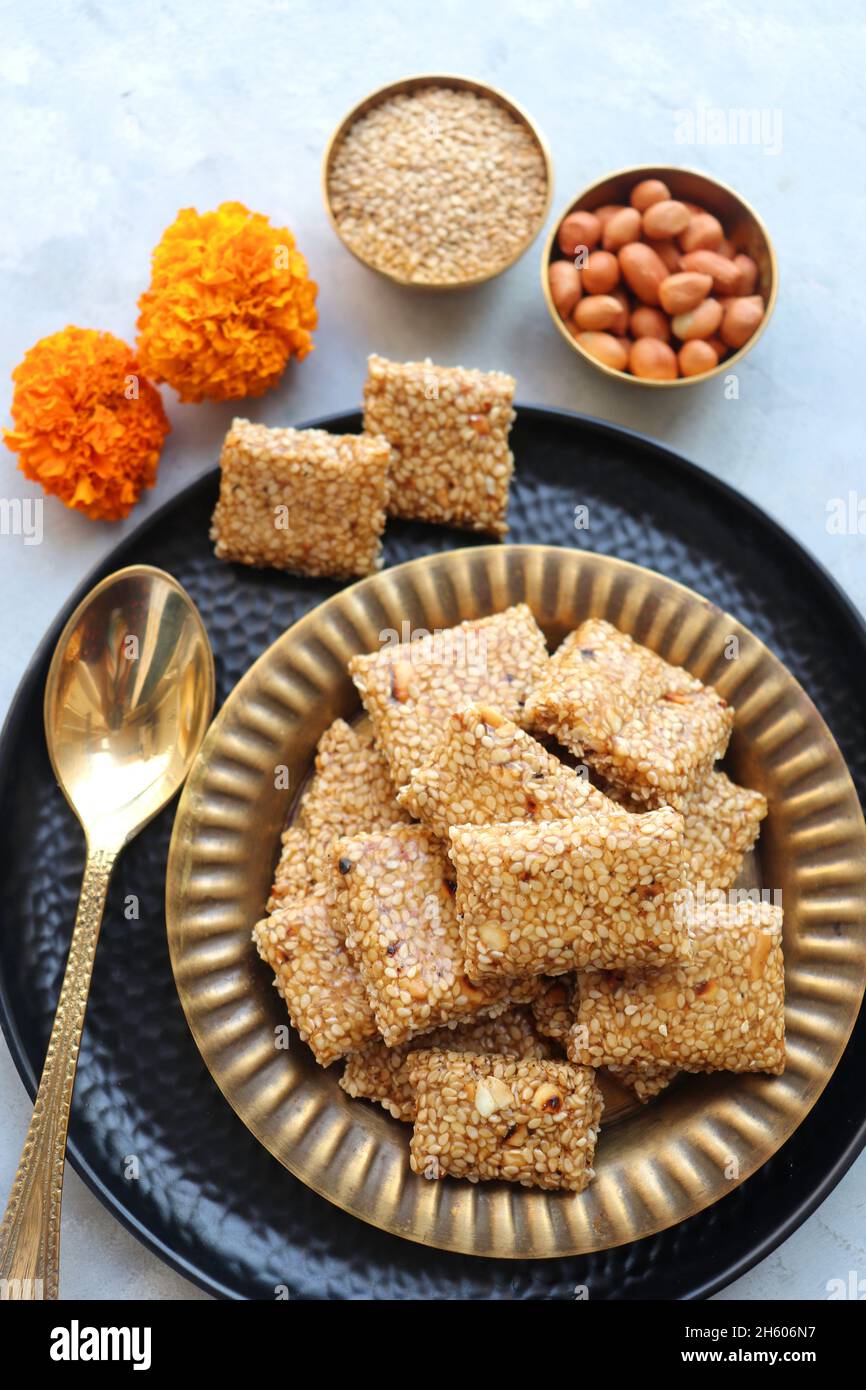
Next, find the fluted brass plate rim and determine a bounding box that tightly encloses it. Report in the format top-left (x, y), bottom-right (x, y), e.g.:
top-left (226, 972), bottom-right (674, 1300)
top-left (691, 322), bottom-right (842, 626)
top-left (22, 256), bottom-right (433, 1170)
top-left (166, 545), bottom-right (866, 1259)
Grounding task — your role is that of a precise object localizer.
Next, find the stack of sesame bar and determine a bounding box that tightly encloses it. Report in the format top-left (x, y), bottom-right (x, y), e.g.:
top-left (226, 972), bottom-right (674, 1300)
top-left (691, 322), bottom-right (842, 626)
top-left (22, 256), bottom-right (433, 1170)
top-left (252, 606), bottom-right (782, 1196)
top-left (210, 355), bottom-right (517, 578)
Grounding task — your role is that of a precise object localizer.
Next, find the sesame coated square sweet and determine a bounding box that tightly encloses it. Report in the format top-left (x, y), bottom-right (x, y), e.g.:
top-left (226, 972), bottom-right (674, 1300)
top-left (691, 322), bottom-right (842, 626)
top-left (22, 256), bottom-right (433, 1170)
top-left (408, 1052), bottom-right (603, 1192)
top-left (449, 806), bottom-right (688, 978)
top-left (348, 604), bottom-right (549, 789)
top-left (266, 718), bottom-right (409, 911)
top-left (267, 824), bottom-right (313, 912)
top-left (525, 618), bottom-right (734, 811)
top-left (340, 1007), bottom-right (553, 1123)
top-left (300, 719), bottom-right (410, 882)
top-left (397, 702), bottom-right (617, 839)
top-left (532, 974), bottom-right (578, 1043)
top-left (210, 418), bottom-right (391, 578)
top-left (608, 1063), bottom-right (677, 1104)
top-left (336, 823), bottom-right (538, 1047)
top-left (252, 888), bottom-right (377, 1068)
top-left (362, 354), bottom-right (516, 534)
top-left (568, 898), bottom-right (785, 1075)
top-left (606, 767), bottom-right (767, 894)
top-left (679, 770), bottom-right (767, 891)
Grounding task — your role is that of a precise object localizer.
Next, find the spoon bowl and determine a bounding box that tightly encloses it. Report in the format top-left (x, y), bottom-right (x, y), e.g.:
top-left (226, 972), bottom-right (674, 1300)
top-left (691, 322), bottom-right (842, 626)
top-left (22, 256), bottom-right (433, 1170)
top-left (45, 566), bottom-right (214, 846)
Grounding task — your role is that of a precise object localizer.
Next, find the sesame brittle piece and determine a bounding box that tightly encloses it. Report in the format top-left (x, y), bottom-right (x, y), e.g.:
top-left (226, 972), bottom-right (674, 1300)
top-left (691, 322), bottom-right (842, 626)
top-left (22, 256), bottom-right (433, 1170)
top-left (340, 1007), bottom-right (553, 1122)
top-left (349, 604), bottom-right (548, 788)
top-left (252, 889), bottom-right (377, 1067)
top-left (398, 702), bottom-right (617, 839)
top-left (449, 806), bottom-right (688, 978)
top-left (336, 824), bottom-right (537, 1047)
top-left (525, 619), bottom-right (733, 811)
top-left (568, 898), bottom-right (785, 1075)
top-left (408, 1052), bottom-right (603, 1192)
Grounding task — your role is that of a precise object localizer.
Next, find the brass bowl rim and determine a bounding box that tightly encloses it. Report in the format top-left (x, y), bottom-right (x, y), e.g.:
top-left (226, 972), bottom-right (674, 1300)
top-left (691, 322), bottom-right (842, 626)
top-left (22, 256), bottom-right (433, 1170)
top-left (321, 72), bottom-right (554, 291)
top-left (166, 543), bottom-right (866, 1260)
top-left (540, 163), bottom-right (779, 387)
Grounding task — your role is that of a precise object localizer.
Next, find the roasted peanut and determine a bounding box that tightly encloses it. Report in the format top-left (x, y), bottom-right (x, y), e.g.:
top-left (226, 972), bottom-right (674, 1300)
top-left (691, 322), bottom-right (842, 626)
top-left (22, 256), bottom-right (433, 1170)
top-left (671, 297), bottom-right (723, 340)
top-left (658, 271), bottom-right (713, 315)
top-left (720, 295), bottom-right (764, 349)
top-left (679, 212), bottom-right (724, 253)
top-left (733, 253), bottom-right (759, 295)
top-left (652, 238), bottom-right (683, 274)
top-left (557, 210), bottom-right (601, 256)
top-left (642, 198), bottom-right (690, 239)
top-left (629, 178), bottom-right (671, 211)
top-left (576, 331), bottom-right (629, 371)
top-left (581, 249), bottom-right (620, 294)
top-left (630, 305), bottom-right (671, 341)
top-left (575, 294), bottom-right (622, 331)
top-left (602, 206), bottom-right (642, 252)
top-left (548, 260), bottom-right (582, 318)
top-left (609, 289), bottom-right (630, 336)
top-left (678, 339), bottom-right (719, 376)
top-left (479, 922), bottom-right (509, 951)
top-left (593, 202), bottom-right (627, 228)
top-left (629, 337), bottom-right (678, 380)
top-left (680, 249), bottom-right (741, 296)
top-left (475, 1076), bottom-right (514, 1116)
top-left (618, 241), bottom-right (668, 306)
top-left (531, 1082), bottom-right (563, 1113)
top-left (749, 934), bottom-right (773, 981)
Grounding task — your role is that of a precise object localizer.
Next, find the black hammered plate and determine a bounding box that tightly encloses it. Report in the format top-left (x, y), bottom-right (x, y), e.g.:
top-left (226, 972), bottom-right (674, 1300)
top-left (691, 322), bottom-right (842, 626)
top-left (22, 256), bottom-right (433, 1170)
top-left (1, 407), bottom-right (865, 1302)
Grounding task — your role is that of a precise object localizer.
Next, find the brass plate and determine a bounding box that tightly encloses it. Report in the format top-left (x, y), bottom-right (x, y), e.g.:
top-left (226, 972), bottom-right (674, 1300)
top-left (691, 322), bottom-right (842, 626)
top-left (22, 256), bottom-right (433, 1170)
top-left (166, 545), bottom-right (866, 1259)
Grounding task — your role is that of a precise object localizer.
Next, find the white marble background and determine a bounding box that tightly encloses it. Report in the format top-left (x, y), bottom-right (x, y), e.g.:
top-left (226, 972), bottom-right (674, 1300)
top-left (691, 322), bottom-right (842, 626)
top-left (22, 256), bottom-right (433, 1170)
top-left (1, 0), bottom-right (864, 1300)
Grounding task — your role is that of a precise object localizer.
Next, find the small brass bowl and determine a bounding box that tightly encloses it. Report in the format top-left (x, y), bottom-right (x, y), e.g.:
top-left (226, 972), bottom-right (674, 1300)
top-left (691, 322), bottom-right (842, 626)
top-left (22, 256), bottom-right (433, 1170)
top-left (322, 73), bottom-right (553, 291)
top-left (541, 164), bottom-right (778, 387)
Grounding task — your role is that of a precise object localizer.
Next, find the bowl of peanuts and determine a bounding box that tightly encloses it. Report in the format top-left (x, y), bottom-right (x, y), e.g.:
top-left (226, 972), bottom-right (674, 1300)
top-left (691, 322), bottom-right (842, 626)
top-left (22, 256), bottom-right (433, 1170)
top-left (541, 165), bottom-right (777, 385)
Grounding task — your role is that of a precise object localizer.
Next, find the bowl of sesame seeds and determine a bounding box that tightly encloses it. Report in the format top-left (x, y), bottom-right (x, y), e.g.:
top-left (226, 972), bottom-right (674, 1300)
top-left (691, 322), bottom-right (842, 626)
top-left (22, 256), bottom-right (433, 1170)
top-left (322, 75), bottom-right (553, 289)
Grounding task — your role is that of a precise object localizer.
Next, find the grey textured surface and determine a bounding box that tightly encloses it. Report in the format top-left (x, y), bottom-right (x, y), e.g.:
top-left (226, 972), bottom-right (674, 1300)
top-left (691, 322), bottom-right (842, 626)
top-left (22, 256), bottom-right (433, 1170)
top-left (0, 0), bottom-right (864, 1301)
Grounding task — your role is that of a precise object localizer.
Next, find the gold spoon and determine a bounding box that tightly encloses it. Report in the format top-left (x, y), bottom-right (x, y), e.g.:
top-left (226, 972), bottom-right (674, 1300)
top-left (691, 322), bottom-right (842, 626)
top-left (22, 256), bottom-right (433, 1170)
top-left (0, 564), bottom-right (214, 1300)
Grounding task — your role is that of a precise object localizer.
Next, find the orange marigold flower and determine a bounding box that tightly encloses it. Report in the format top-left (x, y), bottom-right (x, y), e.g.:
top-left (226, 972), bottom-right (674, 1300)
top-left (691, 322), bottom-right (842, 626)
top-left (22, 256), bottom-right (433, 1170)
top-left (136, 201), bottom-right (318, 403)
top-left (4, 327), bottom-right (170, 522)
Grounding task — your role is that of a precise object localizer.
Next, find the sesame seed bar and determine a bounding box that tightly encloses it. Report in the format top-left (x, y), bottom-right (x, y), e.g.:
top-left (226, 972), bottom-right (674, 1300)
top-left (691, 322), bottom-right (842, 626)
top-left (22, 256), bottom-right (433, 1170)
top-left (340, 1007), bottom-right (553, 1123)
top-left (266, 718), bottom-right (408, 912)
top-left (606, 768), bottom-right (767, 893)
top-left (397, 702), bottom-right (617, 839)
top-left (301, 718), bottom-right (409, 881)
top-left (267, 824), bottom-right (314, 913)
top-left (532, 974), bottom-right (577, 1044)
top-left (252, 889), bottom-right (377, 1067)
top-left (336, 824), bottom-right (537, 1047)
top-left (608, 1064), bottom-right (676, 1104)
top-left (568, 898), bottom-right (785, 1075)
top-left (210, 418), bottom-right (391, 579)
top-left (363, 355), bottom-right (516, 535)
top-left (525, 619), bottom-right (734, 811)
top-left (349, 604), bottom-right (549, 788)
top-left (449, 806), bottom-right (689, 978)
top-left (681, 770), bottom-right (768, 891)
top-left (408, 1052), bottom-right (603, 1192)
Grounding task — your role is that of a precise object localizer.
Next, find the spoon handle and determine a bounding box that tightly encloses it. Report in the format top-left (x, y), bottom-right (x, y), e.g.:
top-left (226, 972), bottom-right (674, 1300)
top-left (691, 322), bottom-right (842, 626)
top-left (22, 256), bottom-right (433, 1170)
top-left (0, 845), bottom-right (117, 1300)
